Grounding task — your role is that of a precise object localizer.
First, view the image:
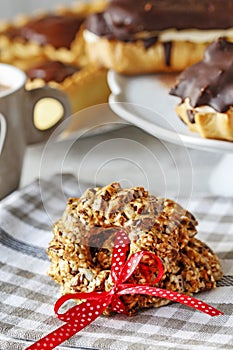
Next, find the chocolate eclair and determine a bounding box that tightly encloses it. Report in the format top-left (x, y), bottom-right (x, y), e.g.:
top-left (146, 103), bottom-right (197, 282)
top-left (47, 182), bottom-right (222, 316)
top-left (170, 38), bottom-right (233, 141)
top-left (0, 1), bottom-right (108, 69)
top-left (26, 60), bottom-right (110, 125)
top-left (83, 0), bottom-right (233, 74)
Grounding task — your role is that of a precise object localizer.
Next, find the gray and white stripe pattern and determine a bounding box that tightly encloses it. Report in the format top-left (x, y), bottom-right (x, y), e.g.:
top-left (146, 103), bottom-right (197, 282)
top-left (0, 174), bottom-right (232, 350)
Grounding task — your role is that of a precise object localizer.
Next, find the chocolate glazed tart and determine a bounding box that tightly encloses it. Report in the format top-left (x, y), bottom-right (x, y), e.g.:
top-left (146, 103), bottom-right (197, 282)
top-left (83, 0), bottom-right (233, 74)
top-left (25, 60), bottom-right (110, 131)
top-left (0, 13), bottom-right (86, 68)
top-left (0, 1), bottom-right (108, 69)
top-left (170, 38), bottom-right (233, 141)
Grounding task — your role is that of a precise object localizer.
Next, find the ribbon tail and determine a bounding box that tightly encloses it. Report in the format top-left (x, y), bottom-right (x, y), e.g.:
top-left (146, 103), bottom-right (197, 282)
top-left (119, 286), bottom-right (223, 317)
top-left (25, 294), bottom-right (112, 349)
top-left (25, 318), bottom-right (88, 350)
top-left (55, 291), bottom-right (110, 321)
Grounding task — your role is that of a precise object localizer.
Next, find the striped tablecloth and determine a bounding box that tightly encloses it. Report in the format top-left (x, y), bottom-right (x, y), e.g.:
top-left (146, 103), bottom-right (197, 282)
top-left (0, 174), bottom-right (232, 350)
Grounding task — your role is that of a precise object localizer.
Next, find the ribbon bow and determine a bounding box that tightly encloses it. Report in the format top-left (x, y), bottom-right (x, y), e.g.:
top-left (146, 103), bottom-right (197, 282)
top-left (27, 230), bottom-right (222, 349)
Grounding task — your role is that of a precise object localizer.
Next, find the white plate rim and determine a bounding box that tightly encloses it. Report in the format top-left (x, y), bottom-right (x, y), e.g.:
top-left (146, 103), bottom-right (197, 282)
top-left (108, 70), bottom-right (233, 154)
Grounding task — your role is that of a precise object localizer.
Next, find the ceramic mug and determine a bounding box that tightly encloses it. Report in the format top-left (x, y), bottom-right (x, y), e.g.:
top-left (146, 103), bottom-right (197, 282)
top-left (0, 63), bottom-right (71, 199)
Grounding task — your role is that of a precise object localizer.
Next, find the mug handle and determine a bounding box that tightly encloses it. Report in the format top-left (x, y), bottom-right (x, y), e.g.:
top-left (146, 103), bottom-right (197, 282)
top-left (25, 86), bottom-right (72, 145)
top-left (0, 113), bottom-right (7, 156)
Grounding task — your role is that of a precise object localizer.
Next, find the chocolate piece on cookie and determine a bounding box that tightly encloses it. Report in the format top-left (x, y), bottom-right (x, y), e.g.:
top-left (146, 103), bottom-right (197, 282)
top-left (170, 38), bottom-right (233, 141)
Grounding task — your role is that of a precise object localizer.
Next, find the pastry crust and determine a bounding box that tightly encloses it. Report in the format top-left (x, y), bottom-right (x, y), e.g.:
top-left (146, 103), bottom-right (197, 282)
top-left (176, 99), bottom-right (233, 141)
top-left (47, 183), bottom-right (222, 316)
top-left (0, 1), bottom-right (108, 68)
top-left (84, 31), bottom-right (233, 74)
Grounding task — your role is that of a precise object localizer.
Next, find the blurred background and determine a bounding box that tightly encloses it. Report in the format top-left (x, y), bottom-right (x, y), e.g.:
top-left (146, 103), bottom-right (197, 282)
top-left (0, 0), bottom-right (79, 18)
top-left (0, 0), bottom-right (230, 199)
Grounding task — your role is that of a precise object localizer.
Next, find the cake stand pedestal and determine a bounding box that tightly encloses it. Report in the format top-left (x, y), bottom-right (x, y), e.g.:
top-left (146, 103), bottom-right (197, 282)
top-left (209, 154), bottom-right (233, 196)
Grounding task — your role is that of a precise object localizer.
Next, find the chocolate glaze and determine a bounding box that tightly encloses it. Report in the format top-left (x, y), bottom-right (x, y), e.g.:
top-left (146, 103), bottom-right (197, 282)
top-left (170, 38), bottom-right (233, 114)
top-left (5, 14), bottom-right (84, 49)
top-left (163, 42), bottom-right (172, 67)
top-left (84, 0), bottom-right (233, 41)
top-left (26, 61), bottom-right (79, 83)
top-left (113, 34), bottom-right (158, 49)
top-left (187, 110), bottom-right (195, 124)
top-left (143, 36), bottom-right (157, 49)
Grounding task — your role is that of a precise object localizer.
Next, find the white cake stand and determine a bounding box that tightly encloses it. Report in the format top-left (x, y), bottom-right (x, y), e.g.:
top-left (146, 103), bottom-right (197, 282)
top-left (107, 71), bottom-right (233, 196)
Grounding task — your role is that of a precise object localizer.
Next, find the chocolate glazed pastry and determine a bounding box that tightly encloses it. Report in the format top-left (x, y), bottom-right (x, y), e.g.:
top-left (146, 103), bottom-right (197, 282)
top-left (170, 38), bottom-right (233, 141)
top-left (0, 13), bottom-right (86, 67)
top-left (0, 1), bottom-right (108, 68)
top-left (4, 14), bottom-right (84, 49)
top-left (83, 0), bottom-right (233, 74)
top-left (25, 60), bottom-right (110, 129)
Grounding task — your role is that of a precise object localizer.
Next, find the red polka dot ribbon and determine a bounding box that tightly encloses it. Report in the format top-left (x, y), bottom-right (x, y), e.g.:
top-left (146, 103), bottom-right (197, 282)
top-left (26, 230), bottom-right (223, 349)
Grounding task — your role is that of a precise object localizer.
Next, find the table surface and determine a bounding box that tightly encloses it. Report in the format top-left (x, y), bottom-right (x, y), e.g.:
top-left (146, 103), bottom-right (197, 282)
top-left (2, 170), bottom-right (233, 350)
